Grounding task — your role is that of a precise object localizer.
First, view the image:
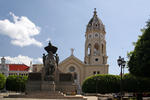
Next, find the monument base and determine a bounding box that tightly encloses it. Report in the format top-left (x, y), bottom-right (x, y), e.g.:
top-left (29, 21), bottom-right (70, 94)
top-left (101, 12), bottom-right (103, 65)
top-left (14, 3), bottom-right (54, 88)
top-left (41, 81), bottom-right (55, 91)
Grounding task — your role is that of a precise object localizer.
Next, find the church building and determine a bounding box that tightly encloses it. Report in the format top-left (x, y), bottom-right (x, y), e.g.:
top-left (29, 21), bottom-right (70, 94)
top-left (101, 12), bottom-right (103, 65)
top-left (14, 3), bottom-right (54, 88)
top-left (32, 9), bottom-right (109, 91)
top-left (58, 8), bottom-right (109, 87)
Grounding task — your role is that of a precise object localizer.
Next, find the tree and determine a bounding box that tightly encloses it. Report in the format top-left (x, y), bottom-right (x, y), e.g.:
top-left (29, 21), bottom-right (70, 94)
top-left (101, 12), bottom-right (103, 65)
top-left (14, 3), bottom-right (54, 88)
top-left (6, 75), bottom-right (28, 92)
top-left (82, 74), bottom-right (120, 94)
top-left (0, 74), bottom-right (6, 90)
top-left (123, 74), bottom-right (150, 92)
top-left (123, 74), bottom-right (150, 100)
top-left (128, 20), bottom-right (150, 77)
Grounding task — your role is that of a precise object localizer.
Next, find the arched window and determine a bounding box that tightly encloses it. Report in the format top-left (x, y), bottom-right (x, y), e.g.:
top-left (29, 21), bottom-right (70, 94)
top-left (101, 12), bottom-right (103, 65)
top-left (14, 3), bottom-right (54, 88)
top-left (102, 44), bottom-right (104, 54)
top-left (94, 43), bottom-right (99, 56)
top-left (88, 44), bottom-right (91, 56)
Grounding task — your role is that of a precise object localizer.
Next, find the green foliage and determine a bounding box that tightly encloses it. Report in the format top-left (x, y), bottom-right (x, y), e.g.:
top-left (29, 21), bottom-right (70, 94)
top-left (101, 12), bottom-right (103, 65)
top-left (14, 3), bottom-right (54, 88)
top-left (0, 74), bottom-right (6, 90)
top-left (82, 74), bottom-right (120, 93)
top-left (6, 75), bottom-right (28, 92)
top-left (123, 74), bottom-right (150, 92)
top-left (82, 74), bottom-right (150, 94)
top-left (128, 20), bottom-right (150, 77)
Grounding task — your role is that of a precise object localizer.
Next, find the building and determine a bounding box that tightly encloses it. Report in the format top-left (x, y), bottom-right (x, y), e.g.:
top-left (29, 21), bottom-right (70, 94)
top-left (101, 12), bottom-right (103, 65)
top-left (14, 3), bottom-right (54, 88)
top-left (58, 8), bottom-right (109, 87)
top-left (33, 9), bottom-right (109, 88)
top-left (9, 64), bottom-right (30, 76)
top-left (0, 57), bottom-right (30, 76)
top-left (32, 64), bottom-right (43, 72)
top-left (0, 57), bottom-right (9, 77)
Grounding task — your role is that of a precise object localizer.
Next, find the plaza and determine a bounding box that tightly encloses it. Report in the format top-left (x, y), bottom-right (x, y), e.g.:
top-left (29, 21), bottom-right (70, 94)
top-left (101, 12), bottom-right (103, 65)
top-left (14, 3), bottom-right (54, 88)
top-left (0, 92), bottom-right (97, 100)
top-left (1, 1), bottom-right (150, 100)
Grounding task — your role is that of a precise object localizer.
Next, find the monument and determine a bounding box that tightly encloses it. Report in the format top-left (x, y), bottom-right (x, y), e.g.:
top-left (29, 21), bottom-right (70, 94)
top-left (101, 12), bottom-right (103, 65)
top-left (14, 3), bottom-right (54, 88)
top-left (41, 41), bottom-right (58, 91)
top-left (43, 41), bottom-right (58, 81)
top-left (25, 42), bottom-right (84, 99)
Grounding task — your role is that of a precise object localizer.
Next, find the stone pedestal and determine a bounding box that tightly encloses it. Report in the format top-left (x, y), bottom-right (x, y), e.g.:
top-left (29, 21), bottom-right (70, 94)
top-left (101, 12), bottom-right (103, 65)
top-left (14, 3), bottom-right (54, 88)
top-left (41, 81), bottom-right (55, 91)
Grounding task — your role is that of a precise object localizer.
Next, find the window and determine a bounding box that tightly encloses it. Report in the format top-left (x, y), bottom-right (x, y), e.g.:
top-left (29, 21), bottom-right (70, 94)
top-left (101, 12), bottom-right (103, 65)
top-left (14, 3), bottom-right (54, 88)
top-left (88, 44), bottom-right (91, 56)
top-left (94, 33), bottom-right (99, 38)
top-left (95, 34), bottom-right (98, 37)
top-left (94, 43), bottom-right (99, 56)
top-left (102, 44), bottom-right (104, 54)
top-left (93, 71), bottom-right (96, 75)
top-left (88, 34), bottom-right (92, 39)
top-left (69, 66), bottom-right (75, 72)
top-left (95, 58), bottom-right (98, 62)
top-left (93, 71), bottom-right (100, 75)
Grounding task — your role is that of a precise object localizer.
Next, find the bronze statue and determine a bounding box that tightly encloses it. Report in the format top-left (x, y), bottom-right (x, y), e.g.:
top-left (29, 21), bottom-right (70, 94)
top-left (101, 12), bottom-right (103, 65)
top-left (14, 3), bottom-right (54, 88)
top-left (43, 41), bottom-right (59, 81)
top-left (43, 53), bottom-right (46, 66)
top-left (55, 53), bottom-right (59, 66)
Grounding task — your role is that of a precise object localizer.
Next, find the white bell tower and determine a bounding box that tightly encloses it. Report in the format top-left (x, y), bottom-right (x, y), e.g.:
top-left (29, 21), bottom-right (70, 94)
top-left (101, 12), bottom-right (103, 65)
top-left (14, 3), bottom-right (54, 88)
top-left (84, 8), bottom-right (108, 65)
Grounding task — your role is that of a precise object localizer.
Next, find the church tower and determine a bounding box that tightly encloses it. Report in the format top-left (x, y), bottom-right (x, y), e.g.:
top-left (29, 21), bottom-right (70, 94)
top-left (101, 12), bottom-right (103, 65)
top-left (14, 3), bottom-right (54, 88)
top-left (84, 8), bottom-right (108, 65)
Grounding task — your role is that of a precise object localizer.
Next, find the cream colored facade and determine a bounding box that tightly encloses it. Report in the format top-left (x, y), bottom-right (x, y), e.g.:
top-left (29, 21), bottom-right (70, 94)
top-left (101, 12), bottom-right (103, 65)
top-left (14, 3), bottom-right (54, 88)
top-left (33, 9), bottom-right (109, 87)
top-left (32, 64), bottom-right (43, 72)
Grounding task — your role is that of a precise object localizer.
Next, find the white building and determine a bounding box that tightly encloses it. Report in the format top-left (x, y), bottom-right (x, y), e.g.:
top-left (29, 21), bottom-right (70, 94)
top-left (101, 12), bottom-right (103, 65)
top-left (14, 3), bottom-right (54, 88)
top-left (0, 57), bottom-right (9, 77)
top-left (0, 57), bottom-right (30, 76)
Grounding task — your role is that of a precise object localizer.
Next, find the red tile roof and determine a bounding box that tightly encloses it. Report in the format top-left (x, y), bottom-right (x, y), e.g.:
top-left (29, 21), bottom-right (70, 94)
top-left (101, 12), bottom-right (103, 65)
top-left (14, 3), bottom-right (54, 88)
top-left (9, 64), bottom-right (30, 71)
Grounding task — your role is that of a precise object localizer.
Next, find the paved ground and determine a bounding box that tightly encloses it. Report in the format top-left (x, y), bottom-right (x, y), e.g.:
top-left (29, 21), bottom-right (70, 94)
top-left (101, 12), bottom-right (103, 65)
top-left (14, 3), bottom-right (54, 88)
top-left (0, 97), bottom-right (97, 100)
top-left (86, 96), bottom-right (97, 100)
top-left (0, 93), bottom-right (98, 100)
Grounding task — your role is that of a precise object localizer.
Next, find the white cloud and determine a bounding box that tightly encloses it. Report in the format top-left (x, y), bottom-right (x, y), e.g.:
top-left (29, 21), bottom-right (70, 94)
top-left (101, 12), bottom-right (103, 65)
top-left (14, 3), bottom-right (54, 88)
top-left (0, 12), bottom-right (42, 47)
top-left (0, 55), bottom-right (42, 66)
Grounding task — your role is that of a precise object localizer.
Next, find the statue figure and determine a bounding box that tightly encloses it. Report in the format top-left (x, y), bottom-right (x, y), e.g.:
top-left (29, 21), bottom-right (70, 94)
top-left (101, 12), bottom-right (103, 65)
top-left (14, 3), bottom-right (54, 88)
top-left (43, 41), bottom-right (58, 81)
top-left (55, 53), bottom-right (59, 66)
top-left (43, 53), bottom-right (46, 66)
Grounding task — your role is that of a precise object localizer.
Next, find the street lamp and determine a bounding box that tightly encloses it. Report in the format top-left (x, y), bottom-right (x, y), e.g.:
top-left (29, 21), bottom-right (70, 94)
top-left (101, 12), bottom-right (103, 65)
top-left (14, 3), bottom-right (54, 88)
top-left (117, 56), bottom-right (126, 100)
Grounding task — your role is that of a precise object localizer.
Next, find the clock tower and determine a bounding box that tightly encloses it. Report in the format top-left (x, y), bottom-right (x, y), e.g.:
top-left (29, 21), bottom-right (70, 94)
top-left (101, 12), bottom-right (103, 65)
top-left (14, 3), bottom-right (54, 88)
top-left (84, 8), bottom-right (108, 65)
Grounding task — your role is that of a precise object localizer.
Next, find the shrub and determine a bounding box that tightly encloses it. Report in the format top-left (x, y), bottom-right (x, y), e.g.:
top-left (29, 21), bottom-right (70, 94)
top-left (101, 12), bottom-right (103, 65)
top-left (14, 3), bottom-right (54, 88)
top-left (82, 74), bottom-right (120, 93)
top-left (6, 75), bottom-right (28, 92)
top-left (0, 74), bottom-right (6, 90)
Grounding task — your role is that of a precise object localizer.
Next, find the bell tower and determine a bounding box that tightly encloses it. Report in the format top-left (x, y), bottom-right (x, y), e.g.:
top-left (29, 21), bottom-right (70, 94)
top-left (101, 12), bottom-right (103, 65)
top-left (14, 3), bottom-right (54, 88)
top-left (84, 8), bottom-right (108, 65)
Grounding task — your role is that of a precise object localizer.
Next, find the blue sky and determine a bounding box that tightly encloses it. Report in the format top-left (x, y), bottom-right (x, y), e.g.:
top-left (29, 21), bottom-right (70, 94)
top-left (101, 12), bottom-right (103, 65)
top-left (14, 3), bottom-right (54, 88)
top-left (0, 0), bottom-right (150, 75)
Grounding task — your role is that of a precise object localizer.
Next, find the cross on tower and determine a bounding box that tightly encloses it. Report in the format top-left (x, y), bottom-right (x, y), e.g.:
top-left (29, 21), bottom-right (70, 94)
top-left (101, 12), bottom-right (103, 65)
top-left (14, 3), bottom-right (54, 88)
top-left (94, 8), bottom-right (97, 16)
top-left (71, 48), bottom-right (74, 56)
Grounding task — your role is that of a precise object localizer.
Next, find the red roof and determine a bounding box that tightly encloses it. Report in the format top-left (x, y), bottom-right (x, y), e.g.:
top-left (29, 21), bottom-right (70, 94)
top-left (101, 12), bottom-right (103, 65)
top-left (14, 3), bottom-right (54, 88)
top-left (9, 64), bottom-right (30, 71)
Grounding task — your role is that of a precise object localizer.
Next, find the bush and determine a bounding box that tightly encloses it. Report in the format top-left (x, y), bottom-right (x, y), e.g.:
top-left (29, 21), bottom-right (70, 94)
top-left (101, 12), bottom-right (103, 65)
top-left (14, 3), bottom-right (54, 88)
top-left (0, 74), bottom-right (6, 90)
top-left (82, 74), bottom-right (120, 93)
top-left (6, 75), bottom-right (28, 92)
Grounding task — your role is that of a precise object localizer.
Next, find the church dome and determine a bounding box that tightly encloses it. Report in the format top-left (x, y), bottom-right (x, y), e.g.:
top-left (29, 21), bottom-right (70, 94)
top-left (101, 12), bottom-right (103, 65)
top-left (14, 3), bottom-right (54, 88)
top-left (86, 8), bottom-right (105, 33)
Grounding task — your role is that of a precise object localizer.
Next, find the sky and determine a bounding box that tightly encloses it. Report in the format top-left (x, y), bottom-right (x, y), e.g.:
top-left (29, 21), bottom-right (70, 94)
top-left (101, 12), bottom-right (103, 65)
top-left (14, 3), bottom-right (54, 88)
top-left (0, 0), bottom-right (150, 75)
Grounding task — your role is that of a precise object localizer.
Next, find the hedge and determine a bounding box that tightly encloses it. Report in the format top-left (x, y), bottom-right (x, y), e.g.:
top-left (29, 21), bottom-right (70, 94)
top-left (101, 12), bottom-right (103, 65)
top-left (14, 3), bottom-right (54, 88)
top-left (0, 74), bottom-right (6, 90)
top-left (6, 75), bottom-right (28, 92)
top-left (82, 74), bottom-right (120, 93)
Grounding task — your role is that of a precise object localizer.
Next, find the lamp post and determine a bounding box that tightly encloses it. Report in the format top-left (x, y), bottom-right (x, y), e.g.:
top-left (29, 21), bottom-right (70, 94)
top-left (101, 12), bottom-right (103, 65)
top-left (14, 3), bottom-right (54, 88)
top-left (117, 56), bottom-right (126, 100)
